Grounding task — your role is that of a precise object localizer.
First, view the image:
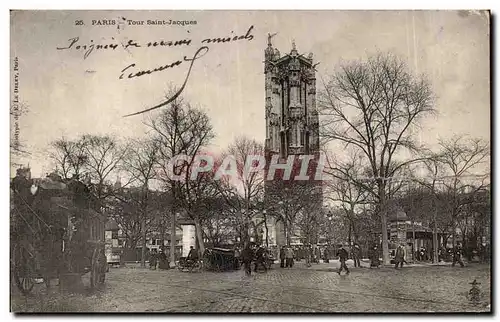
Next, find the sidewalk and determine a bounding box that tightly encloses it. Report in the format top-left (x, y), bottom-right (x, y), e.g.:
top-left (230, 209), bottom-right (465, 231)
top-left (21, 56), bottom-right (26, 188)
top-left (289, 259), bottom-right (453, 271)
top-left (119, 259), bottom-right (456, 271)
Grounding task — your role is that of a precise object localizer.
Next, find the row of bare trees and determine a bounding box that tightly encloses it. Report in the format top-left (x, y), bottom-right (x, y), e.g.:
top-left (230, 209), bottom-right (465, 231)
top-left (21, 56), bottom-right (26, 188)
top-left (48, 95), bottom-right (286, 265)
top-left (318, 53), bottom-right (490, 264)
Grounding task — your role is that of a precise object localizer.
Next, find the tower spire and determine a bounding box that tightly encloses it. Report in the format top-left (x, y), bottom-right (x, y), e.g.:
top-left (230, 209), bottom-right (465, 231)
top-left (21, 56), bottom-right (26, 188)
top-left (290, 39), bottom-right (298, 56)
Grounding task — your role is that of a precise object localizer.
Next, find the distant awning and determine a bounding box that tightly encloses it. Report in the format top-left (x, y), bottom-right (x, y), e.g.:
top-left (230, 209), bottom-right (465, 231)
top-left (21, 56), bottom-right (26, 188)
top-left (178, 219), bottom-right (195, 225)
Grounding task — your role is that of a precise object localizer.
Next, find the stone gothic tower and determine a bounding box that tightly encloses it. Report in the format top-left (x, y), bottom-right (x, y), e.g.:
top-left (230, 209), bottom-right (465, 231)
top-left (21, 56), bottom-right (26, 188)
top-left (263, 36), bottom-right (322, 246)
top-left (264, 37), bottom-right (320, 158)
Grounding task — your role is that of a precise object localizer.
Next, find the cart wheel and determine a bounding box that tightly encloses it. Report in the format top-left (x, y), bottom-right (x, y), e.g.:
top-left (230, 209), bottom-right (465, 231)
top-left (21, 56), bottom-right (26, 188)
top-left (13, 244), bottom-right (36, 295)
top-left (90, 248), bottom-right (106, 289)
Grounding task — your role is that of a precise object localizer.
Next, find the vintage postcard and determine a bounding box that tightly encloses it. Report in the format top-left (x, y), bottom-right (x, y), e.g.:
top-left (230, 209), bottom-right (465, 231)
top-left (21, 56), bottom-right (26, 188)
top-left (10, 10), bottom-right (491, 313)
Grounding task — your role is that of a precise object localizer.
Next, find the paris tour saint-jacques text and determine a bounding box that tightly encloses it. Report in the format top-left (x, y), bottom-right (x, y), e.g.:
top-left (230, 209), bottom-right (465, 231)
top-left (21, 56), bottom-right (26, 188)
top-left (74, 18), bottom-right (197, 27)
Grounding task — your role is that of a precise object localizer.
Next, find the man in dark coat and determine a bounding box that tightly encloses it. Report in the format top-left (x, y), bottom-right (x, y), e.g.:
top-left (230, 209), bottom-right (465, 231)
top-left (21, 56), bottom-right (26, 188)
top-left (452, 243), bottom-right (465, 267)
top-left (158, 247), bottom-right (169, 269)
top-left (279, 246), bottom-right (286, 268)
top-left (352, 244), bottom-right (361, 268)
top-left (187, 246), bottom-right (198, 260)
top-left (233, 246), bottom-right (241, 270)
top-left (149, 249), bottom-right (158, 270)
top-left (240, 243), bottom-right (254, 276)
top-left (324, 247), bottom-right (330, 263)
top-left (369, 245), bottom-right (380, 268)
top-left (394, 244), bottom-right (406, 269)
top-left (285, 246), bottom-right (294, 268)
top-left (254, 245), bottom-right (268, 272)
top-left (337, 245), bottom-right (350, 275)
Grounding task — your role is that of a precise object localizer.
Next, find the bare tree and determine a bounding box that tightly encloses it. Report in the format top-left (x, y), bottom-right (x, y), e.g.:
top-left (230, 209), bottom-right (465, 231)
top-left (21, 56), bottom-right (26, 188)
top-left (215, 137), bottom-right (265, 244)
top-left (201, 194), bottom-right (236, 247)
top-left (120, 138), bottom-right (159, 267)
top-left (433, 136), bottom-right (490, 248)
top-left (49, 137), bottom-right (89, 180)
top-left (79, 135), bottom-right (129, 205)
top-left (147, 95), bottom-right (214, 259)
top-left (319, 52), bottom-right (436, 264)
top-left (409, 136), bottom-right (489, 261)
top-left (325, 152), bottom-right (373, 245)
top-left (267, 180), bottom-right (319, 246)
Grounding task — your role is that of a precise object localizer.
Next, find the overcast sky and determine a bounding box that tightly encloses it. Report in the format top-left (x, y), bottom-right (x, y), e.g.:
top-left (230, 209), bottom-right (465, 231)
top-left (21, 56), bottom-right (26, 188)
top-left (10, 10), bottom-right (490, 177)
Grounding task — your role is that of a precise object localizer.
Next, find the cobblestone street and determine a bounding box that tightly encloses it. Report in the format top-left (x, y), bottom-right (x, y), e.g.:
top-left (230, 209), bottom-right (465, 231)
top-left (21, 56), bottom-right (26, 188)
top-left (11, 261), bottom-right (491, 313)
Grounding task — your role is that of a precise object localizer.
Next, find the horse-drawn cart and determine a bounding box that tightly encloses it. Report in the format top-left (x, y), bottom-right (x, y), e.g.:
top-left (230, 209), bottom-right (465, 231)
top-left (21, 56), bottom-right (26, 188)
top-left (203, 248), bottom-right (239, 272)
top-left (10, 169), bottom-right (107, 295)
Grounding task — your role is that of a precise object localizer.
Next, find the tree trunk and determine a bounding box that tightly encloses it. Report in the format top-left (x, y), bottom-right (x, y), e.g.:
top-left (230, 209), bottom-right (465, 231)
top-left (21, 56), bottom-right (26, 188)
top-left (194, 217), bottom-right (205, 257)
top-left (252, 222), bottom-right (260, 244)
top-left (169, 211), bottom-right (176, 267)
top-left (348, 220), bottom-right (352, 246)
top-left (283, 219), bottom-right (291, 246)
top-left (243, 221), bottom-right (250, 245)
top-left (432, 203), bottom-right (438, 264)
top-left (412, 219), bottom-right (416, 262)
top-left (379, 186), bottom-right (390, 265)
top-left (160, 219), bottom-right (165, 252)
top-left (264, 215), bottom-right (269, 247)
top-left (451, 222), bottom-right (456, 249)
top-left (140, 218), bottom-right (147, 267)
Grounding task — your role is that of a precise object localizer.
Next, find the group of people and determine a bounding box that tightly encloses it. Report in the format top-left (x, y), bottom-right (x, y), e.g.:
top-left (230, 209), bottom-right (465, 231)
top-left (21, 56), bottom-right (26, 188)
top-left (148, 248), bottom-right (170, 270)
top-left (393, 243), bottom-right (469, 269)
top-left (279, 246), bottom-right (296, 268)
top-left (239, 243), bottom-right (271, 276)
top-left (147, 242), bottom-right (475, 274)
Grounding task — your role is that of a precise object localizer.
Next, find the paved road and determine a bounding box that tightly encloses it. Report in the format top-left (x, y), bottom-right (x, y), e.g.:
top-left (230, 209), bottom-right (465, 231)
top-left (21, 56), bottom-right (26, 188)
top-left (11, 262), bottom-right (491, 313)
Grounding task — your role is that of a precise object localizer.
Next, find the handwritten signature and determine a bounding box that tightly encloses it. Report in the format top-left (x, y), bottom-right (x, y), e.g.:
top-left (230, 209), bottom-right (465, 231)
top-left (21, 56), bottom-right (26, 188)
top-left (122, 46), bottom-right (209, 117)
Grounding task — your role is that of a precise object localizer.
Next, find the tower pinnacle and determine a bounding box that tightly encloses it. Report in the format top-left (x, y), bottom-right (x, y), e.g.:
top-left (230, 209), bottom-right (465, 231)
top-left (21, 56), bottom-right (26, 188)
top-left (268, 32), bottom-right (277, 47)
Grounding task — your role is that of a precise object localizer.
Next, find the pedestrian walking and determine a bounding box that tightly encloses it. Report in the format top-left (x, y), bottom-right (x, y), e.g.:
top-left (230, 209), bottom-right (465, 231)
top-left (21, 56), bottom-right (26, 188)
top-left (324, 247), bottom-right (330, 263)
top-left (149, 249), bottom-right (158, 270)
top-left (305, 245), bottom-right (312, 267)
top-left (337, 244), bottom-right (350, 275)
top-left (314, 246), bottom-right (321, 264)
top-left (352, 243), bottom-right (361, 268)
top-left (394, 244), bottom-right (406, 269)
top-left (158, 248), bottom-right (169, 270)
top-left (233, 246), bottom-right (241, 270)
top-left (369, 245), bottom-right (380, 268)
top-left (438, 247), bottom-right (445, 262)
top-left (285, 246), bottom-right (294, 268)
top-left (452, 243), bottom-right (465, 267)
top-left (419, 247), bottom-right (426, 262)
top-left (254, 245), bottom-right (268, 272)
top-left (241, 243), bottom-right (254, 276)
top-left (279, 246), bottom-right (286, 268)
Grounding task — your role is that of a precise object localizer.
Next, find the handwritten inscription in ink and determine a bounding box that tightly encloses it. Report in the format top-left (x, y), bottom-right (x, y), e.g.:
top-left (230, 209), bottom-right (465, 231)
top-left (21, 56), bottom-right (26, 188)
top-left (55, 25), bottom-right (255, 116)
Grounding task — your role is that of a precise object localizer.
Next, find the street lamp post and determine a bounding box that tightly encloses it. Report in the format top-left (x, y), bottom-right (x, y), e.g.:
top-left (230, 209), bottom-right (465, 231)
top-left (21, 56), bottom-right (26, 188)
top-left (327, 211), bottom-right (333, 245)
top-left (263, 210), bottom-right (269, 247)
top-left (278, 200), bottom-right (288, 246)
